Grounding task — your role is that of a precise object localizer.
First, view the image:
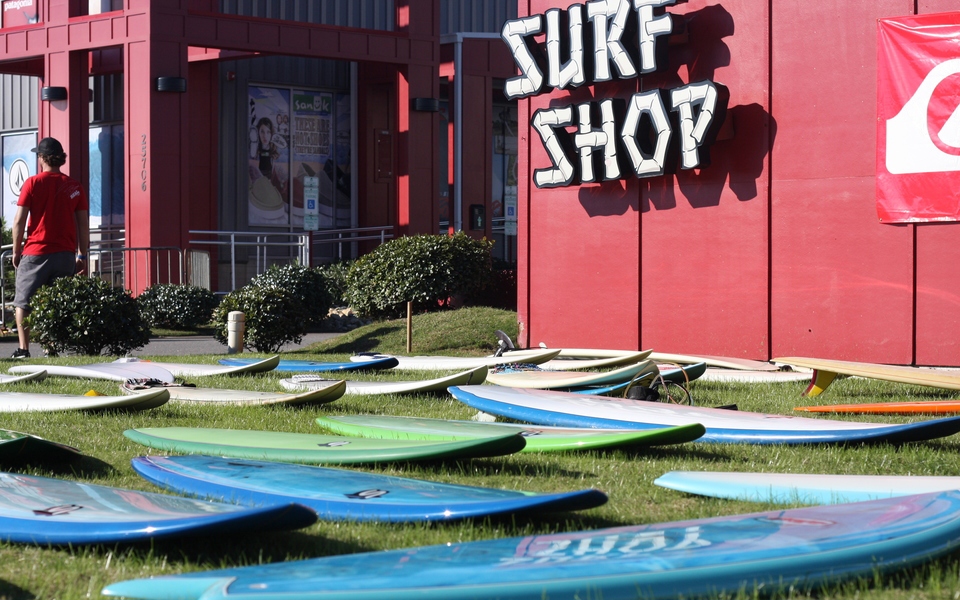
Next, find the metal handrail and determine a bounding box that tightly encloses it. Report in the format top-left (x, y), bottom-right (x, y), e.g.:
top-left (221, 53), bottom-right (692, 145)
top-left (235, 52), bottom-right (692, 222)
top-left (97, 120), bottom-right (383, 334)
top-left (310, 225), bottom-right (394, 261)
top-left (189, 230), bottom-right (311, 291)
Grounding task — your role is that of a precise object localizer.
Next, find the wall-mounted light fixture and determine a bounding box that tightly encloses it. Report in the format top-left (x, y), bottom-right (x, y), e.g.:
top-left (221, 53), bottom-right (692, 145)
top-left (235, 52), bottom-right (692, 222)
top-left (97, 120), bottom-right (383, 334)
top-left (412, 97), bottom-right (440, 112)
top-left (156, 77), bottom-right (187, 93)
top-left (40, 86), bottom-right (68, 101)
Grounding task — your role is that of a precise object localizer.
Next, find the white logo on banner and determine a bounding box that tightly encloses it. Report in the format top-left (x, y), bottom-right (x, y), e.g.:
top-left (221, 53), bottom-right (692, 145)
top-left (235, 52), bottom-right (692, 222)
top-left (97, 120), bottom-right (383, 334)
top-left (8, 159), bottom-right (27, 197)
top-left (886, 58), bottom-right (960, 174)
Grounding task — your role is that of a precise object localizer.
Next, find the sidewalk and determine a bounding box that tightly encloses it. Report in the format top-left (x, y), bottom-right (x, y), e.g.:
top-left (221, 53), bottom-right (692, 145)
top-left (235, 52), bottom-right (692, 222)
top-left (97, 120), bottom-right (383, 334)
top-left (0, 331), bottom-right (343, 358)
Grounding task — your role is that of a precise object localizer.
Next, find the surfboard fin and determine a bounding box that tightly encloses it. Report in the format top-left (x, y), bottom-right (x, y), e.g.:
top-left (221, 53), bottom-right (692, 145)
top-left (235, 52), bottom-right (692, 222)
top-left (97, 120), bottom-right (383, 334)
top-left (802, 369), bottom-right (837, 397)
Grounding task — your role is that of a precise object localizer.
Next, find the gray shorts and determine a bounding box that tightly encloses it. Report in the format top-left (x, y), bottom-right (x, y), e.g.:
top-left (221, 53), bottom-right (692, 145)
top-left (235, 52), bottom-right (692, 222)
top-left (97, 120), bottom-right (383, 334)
top-left (14, 252), bottom-right (77, 311)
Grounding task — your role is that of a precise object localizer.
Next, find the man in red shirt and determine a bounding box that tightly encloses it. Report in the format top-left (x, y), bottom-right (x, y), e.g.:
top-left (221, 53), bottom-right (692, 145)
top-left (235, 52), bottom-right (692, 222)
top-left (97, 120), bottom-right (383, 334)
top-left (11, 137), bottom-right (90, 358)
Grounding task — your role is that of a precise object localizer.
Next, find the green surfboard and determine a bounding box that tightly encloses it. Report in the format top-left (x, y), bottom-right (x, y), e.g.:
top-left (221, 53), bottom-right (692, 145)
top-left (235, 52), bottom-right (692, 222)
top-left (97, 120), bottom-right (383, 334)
top-left (315, 415), bottom-right (705, 452)
top-left (124, 427), bottom-right (525, 464)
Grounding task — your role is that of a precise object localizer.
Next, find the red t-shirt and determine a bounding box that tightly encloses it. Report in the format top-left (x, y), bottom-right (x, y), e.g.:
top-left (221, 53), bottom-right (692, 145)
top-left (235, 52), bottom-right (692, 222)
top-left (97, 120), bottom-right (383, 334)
top-left (17, 171), bottom-right (89, 256)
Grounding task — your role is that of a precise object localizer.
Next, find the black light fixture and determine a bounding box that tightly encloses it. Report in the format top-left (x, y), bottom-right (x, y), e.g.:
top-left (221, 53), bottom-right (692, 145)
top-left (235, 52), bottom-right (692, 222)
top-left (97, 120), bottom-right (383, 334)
top-left (412, 97), bottom-right (440, 112)
top-left (156, 77), bottom-right (187, 93)
top-left (40, 86), bottom-right (67, 101)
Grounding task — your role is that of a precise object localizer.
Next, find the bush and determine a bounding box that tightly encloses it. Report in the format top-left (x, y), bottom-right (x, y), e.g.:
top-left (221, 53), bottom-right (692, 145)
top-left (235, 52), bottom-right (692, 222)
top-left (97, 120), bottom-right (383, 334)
top-left (315, 261), bottom-right (352, 308)
top-left (212, 285), bottom-right (310, 352)
top-left (250, 264), bottom-right (330, 328)
top-left (137, 284), bottom-right (219, 330)
top-left (345, 232), bottom-right (494, 318)
top-left (28, 276), bottom-right (151, 356)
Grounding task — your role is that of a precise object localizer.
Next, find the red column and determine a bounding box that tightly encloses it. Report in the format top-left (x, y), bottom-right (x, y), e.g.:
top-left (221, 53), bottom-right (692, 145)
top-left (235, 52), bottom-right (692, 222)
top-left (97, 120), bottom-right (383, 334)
top-left (123, 2), bottom-right (191, 292)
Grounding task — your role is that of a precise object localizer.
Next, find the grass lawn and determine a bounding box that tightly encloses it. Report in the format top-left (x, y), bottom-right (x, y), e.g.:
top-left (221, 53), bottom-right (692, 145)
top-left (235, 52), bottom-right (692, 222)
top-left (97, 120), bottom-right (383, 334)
top-left (1, 307), bottom-right (960, 599)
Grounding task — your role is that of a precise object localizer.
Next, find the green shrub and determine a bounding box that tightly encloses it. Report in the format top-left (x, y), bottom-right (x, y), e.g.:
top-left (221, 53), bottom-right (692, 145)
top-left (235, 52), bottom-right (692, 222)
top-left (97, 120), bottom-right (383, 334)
top-left (345, 232), bottom-right (494, 318)
top-left (250, 264), bottom-right (330, 327)
top-left (212, 285), bottom-right (310, 352)
top-left (27, 276), bottom-right (151, 356)
top-left (137, 283), bottom-right (219, 330)
top-left (315, 261), bottom-right (352, 307)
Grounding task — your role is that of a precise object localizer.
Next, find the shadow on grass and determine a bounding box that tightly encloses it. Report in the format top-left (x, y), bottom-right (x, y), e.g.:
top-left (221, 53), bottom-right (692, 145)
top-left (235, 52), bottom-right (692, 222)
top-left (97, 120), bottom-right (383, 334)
top-left (310, 325), bottom-right (405, 354)
top-left (0, 578), bottom-right (32, 600)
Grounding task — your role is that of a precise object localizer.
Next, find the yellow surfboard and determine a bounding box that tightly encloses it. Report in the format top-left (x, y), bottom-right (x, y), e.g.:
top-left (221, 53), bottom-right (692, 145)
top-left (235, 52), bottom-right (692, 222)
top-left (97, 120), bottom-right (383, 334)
top-left (774, 356), bottom-right (960, 397)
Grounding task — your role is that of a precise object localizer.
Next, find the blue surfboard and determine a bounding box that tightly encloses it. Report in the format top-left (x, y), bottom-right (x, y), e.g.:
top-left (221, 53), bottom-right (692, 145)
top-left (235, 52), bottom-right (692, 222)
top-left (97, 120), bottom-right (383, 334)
top-left (654, 471), bottom-right (960, 505)
top-left (218, 356), bottom-right (399, 372)
top-left (103, 491), bottom-right (960, 600)
top-left (567, 362), bottom-right (707, 395)
top-left (449, 385), bottom-right (960, 444)
top-left (0, 471), bottom-right (316, 545)
top-left (132, 455), bottom-right (607, 522)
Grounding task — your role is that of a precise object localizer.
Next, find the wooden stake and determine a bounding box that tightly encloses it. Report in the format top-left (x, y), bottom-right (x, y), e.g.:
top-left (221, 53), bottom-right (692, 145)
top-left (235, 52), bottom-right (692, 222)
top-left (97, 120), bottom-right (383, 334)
top-left (406, 301), bottom-right (413, 352)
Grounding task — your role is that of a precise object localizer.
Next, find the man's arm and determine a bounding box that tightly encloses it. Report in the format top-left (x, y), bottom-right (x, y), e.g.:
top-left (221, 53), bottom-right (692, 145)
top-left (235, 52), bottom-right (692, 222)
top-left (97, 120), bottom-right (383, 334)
top-left (11, 205), bottom-right (28, 269)
top-left (74, 209), bottom-right (89, 275)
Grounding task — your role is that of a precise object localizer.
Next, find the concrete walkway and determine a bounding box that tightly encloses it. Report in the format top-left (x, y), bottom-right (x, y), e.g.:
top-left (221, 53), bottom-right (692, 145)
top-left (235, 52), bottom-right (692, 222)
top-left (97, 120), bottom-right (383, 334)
top-left (0, 331), bottom-right (343, 358)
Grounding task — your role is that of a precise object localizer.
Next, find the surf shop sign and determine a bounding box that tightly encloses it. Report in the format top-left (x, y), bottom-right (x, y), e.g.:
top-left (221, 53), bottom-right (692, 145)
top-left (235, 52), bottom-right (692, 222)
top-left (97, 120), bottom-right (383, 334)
top-left (502, 0), bottom-right (729, 188)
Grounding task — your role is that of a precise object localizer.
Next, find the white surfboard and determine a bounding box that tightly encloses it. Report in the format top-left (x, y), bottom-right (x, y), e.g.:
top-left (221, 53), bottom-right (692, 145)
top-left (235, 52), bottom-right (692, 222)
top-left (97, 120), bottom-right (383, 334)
top-left (0, 388), bottom-right (169, 413)
top-left (350, 348), bottom-right (561, 371)
top-left (120, 380), bottom-right (345, 406)
top-left (0, 371), bottom-right (47, 384)
top-left (280, 366), bottom-right (488, 396)
top-left (654, 471), bottom-right (960, 505)
top-left (649, 352), bottom-right (782, 371)
top-left (538, 350), bottom-right (653, 371)
top-left (112, 355), bottom-right (280, 377)
top-left (10, 362), bottom-right (176, 383)
top-left (696, 368), bottom-right (812, 383)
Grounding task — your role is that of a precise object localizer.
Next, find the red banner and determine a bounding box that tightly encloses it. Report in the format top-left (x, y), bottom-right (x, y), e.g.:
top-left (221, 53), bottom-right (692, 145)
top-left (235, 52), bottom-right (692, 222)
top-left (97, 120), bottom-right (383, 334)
top-left (877, 12), bottom-right (960, 223)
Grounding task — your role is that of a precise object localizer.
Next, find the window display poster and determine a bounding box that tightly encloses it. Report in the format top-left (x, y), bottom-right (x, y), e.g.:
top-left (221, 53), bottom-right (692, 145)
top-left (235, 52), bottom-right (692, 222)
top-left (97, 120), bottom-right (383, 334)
top-left (248, 86), bottom-right (291, 227)
top-left (291, 90), bottom-right (331, 229)
top-left (2, 132), bottom-right (36, 231)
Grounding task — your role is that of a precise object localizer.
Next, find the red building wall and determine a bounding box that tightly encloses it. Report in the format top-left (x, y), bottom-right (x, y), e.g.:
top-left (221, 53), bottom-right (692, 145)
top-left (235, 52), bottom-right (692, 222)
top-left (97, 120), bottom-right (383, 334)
top-left (517, 0), bottom-right (960, 365)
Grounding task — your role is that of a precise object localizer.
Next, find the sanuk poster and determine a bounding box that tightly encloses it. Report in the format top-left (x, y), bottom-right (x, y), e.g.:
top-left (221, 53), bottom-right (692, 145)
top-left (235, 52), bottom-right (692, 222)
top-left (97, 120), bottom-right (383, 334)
top-left (877, 12), bottom-right (960, 223)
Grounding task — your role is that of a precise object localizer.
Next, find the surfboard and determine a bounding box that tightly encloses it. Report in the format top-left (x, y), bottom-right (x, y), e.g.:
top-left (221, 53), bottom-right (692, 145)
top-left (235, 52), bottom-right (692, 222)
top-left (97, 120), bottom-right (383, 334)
top-left (696, 368), bottom-right (812, 383)
top-left (116, 355), bottom-right (280, 377)
top-left (0, 428), bottom-right (82, 463)
top-left (218, 356), bottom-right (399, 372)
top-left (795, 400), bottom-right (960, 415)
top-left (649, 352), bottom-right (782, 371)
top-left (774, 356), bottom-right (960, 396)
top-left (486, 360), bottom-right (658, 389)
top-left (349, 348), bottom-right (562, 371)
top-left (567, 363), bottom-right (707, 395)
top-left (131, 455), bottom-right (608, 522)
top-left (654, 471), bottom-right (960, 504)
top-left (0, 371), bottom-right (47, 384)
top-left (447, 385), bottom-right (960, 445)
top-left (0, 471), bottom-right (316, 546)
top-left (538, 349), bottom-right (653, 371)
top-left (0, 388), bottom-right (169, 413)
top-left (10, 361), bottom-right (177, 383)
top-left (279, 366), bottom-right (487, 396)
top-left (120, 379), bottom-right (346, 406)
top-left (102, 490), bottom-right (960, 600)
top-left (314, 415), bottom-right (705, 452)
top-left (123, 427), bottom-right (526, 464)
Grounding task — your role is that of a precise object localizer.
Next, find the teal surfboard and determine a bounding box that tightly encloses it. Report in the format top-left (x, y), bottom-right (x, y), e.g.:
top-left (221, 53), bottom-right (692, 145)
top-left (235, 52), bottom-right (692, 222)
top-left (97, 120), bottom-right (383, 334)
top-left (103, 491), bottom-right (960, 600)
top-left (132, 455), bottom-right (607, 522)
top-left (0, 471), bottom-right (316, 545)
top-left (124, 427), bottom-right (525, 464)
top-left (567, 362), bottom-right (707, 395)
top-left (314, 415), bottom-right (704, 452)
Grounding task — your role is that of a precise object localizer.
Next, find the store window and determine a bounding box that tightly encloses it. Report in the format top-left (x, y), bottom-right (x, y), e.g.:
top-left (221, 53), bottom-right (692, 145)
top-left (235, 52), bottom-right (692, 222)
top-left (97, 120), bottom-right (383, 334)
top-left (247, 85), bottom-right (349, 231)
top-left (1, 132), bottom-right (37, 231)
top-left (492, 98), bottom-right (517, 264)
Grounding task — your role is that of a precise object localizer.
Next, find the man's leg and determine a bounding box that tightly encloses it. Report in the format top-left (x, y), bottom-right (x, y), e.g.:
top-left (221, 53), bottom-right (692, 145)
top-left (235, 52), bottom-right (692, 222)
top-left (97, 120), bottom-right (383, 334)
top-left (14, 307), bottom-right (28, 352)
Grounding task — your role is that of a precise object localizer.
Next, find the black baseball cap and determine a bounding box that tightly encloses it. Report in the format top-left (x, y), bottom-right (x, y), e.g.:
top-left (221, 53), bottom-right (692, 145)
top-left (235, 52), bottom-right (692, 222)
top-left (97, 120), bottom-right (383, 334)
top-left (31, 137), bottom-right (64, 156)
